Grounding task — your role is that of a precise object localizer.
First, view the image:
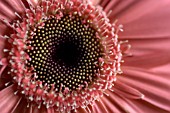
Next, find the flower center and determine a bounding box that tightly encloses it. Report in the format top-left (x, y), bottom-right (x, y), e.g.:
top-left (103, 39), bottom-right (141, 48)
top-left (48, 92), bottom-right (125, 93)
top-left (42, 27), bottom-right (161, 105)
top-left (2, 0), bottom-right (123, 111)
top-left (26, 15), bottom-right (103, 91)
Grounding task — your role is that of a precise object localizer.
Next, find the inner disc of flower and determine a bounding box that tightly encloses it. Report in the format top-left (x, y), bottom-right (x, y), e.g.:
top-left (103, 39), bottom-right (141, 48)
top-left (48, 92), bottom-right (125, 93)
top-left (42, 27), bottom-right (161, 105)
top-left (26, 15), bottom-right (103, 91)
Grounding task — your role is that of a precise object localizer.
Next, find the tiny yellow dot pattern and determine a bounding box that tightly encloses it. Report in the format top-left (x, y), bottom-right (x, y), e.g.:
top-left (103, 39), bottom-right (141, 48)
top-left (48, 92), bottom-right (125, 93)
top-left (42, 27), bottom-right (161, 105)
top-left (26, 15), bottom-right (103, 91)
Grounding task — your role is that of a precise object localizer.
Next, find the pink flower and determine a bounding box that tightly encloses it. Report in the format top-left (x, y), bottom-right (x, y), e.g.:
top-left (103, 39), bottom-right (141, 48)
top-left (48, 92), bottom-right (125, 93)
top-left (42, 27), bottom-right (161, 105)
top-left (0, 0), bottom-right (170, 113)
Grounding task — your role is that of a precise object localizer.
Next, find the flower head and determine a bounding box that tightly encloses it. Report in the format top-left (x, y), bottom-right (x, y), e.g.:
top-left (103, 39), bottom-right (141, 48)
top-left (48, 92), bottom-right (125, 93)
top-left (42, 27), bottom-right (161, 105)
top-left (0, 0), bottom-right (122, 112)
top-left (0, 0), bottom-right (170, 113)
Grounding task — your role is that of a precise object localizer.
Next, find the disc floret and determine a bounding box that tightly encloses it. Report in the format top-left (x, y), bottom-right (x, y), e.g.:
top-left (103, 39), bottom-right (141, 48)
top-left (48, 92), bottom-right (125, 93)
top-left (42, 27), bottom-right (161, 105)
top-left (1, 0), bottom-right (122, 112)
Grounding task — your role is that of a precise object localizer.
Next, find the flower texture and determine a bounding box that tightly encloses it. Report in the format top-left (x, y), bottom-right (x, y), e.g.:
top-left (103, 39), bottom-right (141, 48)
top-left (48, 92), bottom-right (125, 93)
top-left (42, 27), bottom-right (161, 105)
top-left (0, 0), bottom-right (170, 113)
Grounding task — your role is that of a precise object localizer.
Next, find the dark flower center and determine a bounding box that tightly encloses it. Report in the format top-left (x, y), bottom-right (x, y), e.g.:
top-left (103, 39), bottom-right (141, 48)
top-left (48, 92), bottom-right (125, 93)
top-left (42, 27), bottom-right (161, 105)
top-left (26, 14), bottom-right (103, 91)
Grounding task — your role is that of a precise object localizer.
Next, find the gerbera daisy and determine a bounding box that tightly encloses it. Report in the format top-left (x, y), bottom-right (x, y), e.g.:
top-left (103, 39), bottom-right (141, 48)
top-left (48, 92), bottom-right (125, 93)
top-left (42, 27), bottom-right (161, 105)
top-left (0, 0), bottom-right (170, 113)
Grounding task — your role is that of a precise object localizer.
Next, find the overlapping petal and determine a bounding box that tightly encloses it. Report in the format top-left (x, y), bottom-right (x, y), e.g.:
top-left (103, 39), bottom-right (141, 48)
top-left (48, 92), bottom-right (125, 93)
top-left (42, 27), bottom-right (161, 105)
top-left (99, 0), bottom-right (170, 39)
top-left (0, 36), bottom-right (6, 59)
top-left (118, 66), bottom-right (170, 112)
top-left (123, 38), bottom-right (170, 69)
top-left (98, 0), bottom-right (170, 112)
top-left (0, 85), bottom-right (21, 113)
top-left (0, 0), bottom-right (170, 113)
top-left (12, 98), bottom-right (32, 113)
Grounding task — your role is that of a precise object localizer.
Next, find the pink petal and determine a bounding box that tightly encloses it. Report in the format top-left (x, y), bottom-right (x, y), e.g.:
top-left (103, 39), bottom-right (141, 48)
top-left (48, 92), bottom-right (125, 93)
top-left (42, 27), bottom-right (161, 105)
top-left (151, 63), bottom-right (170, 75)
top-left (31, 105), bottom-right (40, 113)
top-left (98, 94), bottom-right (122, 113)
top-left (0, 36), bottom-right (6, 58)
top-left (103, 90), bottom-right (137, 113)
top-left (0, 65), bottom-right (11, 80)
top-left (0, 0), bottom-right (27, 36)
top-left (100, 0), bottom-right (170, 39)
top-left (0, 84), bottom-right (21, 113)
top-left (123, 38), bottom-right (170, 69)
top-left (105, 89), bottom-right (169, 113)
top-left (0, 0), bottom-right (26, 21)
top-left (0, 65), bottom-right (6, 76)
top-left (102, 0), bottom-right (137, 17)
top-left (32, 105), bottom-right (47, 113)
top-left (113, 80), bottom-right (144, 99)
top-left (27, 0), bottom-right (38, 7)
top-left (88, 0), bottom-right (101, 6)
top-left (31, 105), bottom-right (39, 113)
top-left (0, 66), bottom-right (12, 90)
top-left (99, 0), bottom-right (115, 9)
top-left (47, 108), bottom-right (55, 113)
top-left (122, 98), bottom-right (170, 113)
top-left (92, 99), bottom-right (109, 113)
top-left (119, 66), bottom-right (170, 112)
top-left (11, 98), bottom-right (33, 113)
top-left (0, 21), bottom-right (9, 36)
top-left (73, 107), bottom-right (89, 113)
top-left (0, 20), bottom-right (14, 36)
